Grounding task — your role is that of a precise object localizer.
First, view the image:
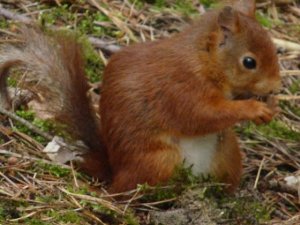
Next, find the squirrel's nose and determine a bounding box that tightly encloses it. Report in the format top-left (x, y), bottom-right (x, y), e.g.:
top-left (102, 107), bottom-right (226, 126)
top-left (271, 80), bottom-right (282, 94)
top-left (270, 89), bottom-right (280, 95)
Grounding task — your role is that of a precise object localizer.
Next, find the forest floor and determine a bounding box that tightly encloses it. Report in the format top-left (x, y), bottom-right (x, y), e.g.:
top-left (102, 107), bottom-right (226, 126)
top-left (0, 0), bottom-right (299, 224)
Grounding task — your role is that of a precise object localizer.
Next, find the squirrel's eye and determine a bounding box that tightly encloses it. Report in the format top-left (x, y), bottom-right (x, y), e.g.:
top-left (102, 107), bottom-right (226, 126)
top-left (243, 57), bottom-right (256, 70)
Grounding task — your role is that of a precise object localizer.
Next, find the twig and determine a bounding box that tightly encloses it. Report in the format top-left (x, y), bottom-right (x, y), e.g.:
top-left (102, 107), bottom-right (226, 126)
top-left (0, 6), bottom-right (32, 24)
top-left (70, 161), bottom-right (79, 188)
top-left (58, 187), bottom-right (124, 214)
top-left (0, 149), bottom-right (71, 169)
top-left (135, 197), bottom-right (177, 207)
top-left (288, 6), bottom-right (300, 17)
top-left (0, 171), bottom-right (19, 188)
top-left (88, 37), bottom-right (121, 53)
top-left (123, 186), bottom-right (142, 214)
top-left (0, 107), bottom-right (53, 141)
top-left (276, 95), bottom-right (300, 100)
top-left (273, 38), bottom-right (300, 51)
top-left (273, 0), bottom-right (295, 5)
top-left (0, 6), bottom-right (121, 54)
top-left (82, 210), bottom-right (108, 225)
top-left (88, 0), bottom-right (138, 42)
top-left (281, 70), bottom-right (300, 76)
top-left (254, 157), bottom-right (265, 189)
top-left (257, 0), bottom-right (295, 8)
top-left (0, 28), bottom-right (18, 36)
top-left (9, 211), bottom-right (37, 222)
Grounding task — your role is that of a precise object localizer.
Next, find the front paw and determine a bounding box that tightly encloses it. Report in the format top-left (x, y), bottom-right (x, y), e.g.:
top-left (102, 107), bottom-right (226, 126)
top-left (246, 100), bottom-right (276, 125)
top-left (267, 95), bottom-right (281, 114)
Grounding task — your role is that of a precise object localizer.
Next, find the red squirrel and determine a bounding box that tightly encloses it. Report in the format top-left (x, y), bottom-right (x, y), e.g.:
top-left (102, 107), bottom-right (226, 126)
top-left (0, 0), bottom-right (280, 193)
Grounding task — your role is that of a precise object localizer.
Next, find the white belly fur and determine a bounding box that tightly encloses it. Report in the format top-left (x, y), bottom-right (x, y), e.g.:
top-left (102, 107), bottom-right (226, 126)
top-left (179, 134), bottom-right (218, 175)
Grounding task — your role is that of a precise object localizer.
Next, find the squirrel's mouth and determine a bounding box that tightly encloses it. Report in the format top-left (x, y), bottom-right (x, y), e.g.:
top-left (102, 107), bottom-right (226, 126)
top-left (233, 92), bottom-right (268, 102)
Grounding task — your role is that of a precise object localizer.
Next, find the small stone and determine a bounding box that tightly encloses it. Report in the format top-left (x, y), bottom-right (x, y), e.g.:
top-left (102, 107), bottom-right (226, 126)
top-left (7, 156), bottom-right (18, 165)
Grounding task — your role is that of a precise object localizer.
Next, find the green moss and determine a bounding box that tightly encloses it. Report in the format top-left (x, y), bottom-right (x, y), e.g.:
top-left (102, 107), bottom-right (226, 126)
top-left (38, 4), bottom-right (73, 26)
top-left (0, 137), bottom-right (5, 144)
top-left (0, 18), bottom-right (9, 29)
top-left (218, 196), bottom-right (271, 224)
top-left (124, 212), bottom-right (140, 225)
top-left (15, 108), bottom-right (35, 121)
top-left (35, 195), bottom-right (57, 204)
top-left (79, 36), bottom-right (104, 82)
top-left (256, 12), bottom-right (273, 28)
top-left (290, 24), bottom-right (300, 31)
top-left (1, 201), bottom-right (85, 224)
top-left (77, 200), bottom-right (123, 223)
top-left (240, 118), bottom-right (300, 142)
top-left (173, 0), bottom-right (198, 15)
top-left (171, 164), bottom-right (201, 187)
top-left (7, 77), bottom-right (18, 87)
top-left (77, 10), bottom-right (110, 36)
top-left (257, 120), bottom-right (300, 141)
top-left (138, 166), bottom-right (193, 203)
top-left (66, 185), bottom-right (89, 195)
top-left (139, 183), bottom-right (178, 205)
top-left (287, 103), bottom-right (300, 117)
top-left (34, 161), bottom-right (71, 178)
top-left (23, 219), bottom-right (52, 225)
top-left (140, 165), bottom-right (219, 205)
top-left (200, 183), bottom-right (225, 199)
top-left (37, 3), bottom-right (111, 37)
top-left (200, 186), bottom-right (271, 224)
top-left (60, 211), bottom-right (83, 223)
top-left (14, 109), bottom-right (46, 142)
top-left (155, 0), bottom-right (168, 8)
top-left (22, 210), bottom-right (83, 224)
top-left (133, 0), bottom-right (167, 8)
top-left (46, 210), bottom-right (83, 224)
top-left (199, 0), bottom-right (218, 8)
top-left (91, 203), bottom-right (116, 216)
top-left (137, 0), bottom-right (198, 16)
top-left (33, 119), bottom-right (66, 137)
top-left (289, 80), bottom-right (300, 94)
top-left (14, 109), bottom-right (68, 143)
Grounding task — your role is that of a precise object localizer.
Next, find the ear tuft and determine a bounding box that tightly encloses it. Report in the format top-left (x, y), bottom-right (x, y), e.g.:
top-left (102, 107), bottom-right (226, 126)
top-left (218, 6), bottom-right (239, 33)
top-left (233, 0), bottom-right (256, 18)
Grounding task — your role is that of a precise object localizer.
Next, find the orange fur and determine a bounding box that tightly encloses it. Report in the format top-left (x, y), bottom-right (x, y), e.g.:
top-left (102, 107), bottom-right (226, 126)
top-left (210, 129), bottom-right (242, 192)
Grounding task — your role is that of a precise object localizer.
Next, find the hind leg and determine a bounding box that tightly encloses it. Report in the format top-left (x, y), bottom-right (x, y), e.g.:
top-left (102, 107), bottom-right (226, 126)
top-left (210, 129), bottom-right (242, 192)
top-left (79, 150), bottom-right (112, 181)
top-left (109, 143), bottom-right (181, 193)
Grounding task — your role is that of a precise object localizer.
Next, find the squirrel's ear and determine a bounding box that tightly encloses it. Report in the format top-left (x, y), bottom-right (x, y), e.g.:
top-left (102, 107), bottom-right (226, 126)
top-left (218, 6), bottom-right (239, 33)
top-left (233, 0), bottom-right (256, 18)
top-left (217, 6), bottom-right (240, 47)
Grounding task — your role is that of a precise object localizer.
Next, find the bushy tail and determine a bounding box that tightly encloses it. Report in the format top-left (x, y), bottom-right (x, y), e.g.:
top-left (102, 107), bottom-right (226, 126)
top-left (0, 27), bottom-right (111, 180)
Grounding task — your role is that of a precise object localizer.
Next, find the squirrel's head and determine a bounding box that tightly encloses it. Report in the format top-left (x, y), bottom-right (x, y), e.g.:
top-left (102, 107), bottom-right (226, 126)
top-left (215, 0), bottom-right (281, 99)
